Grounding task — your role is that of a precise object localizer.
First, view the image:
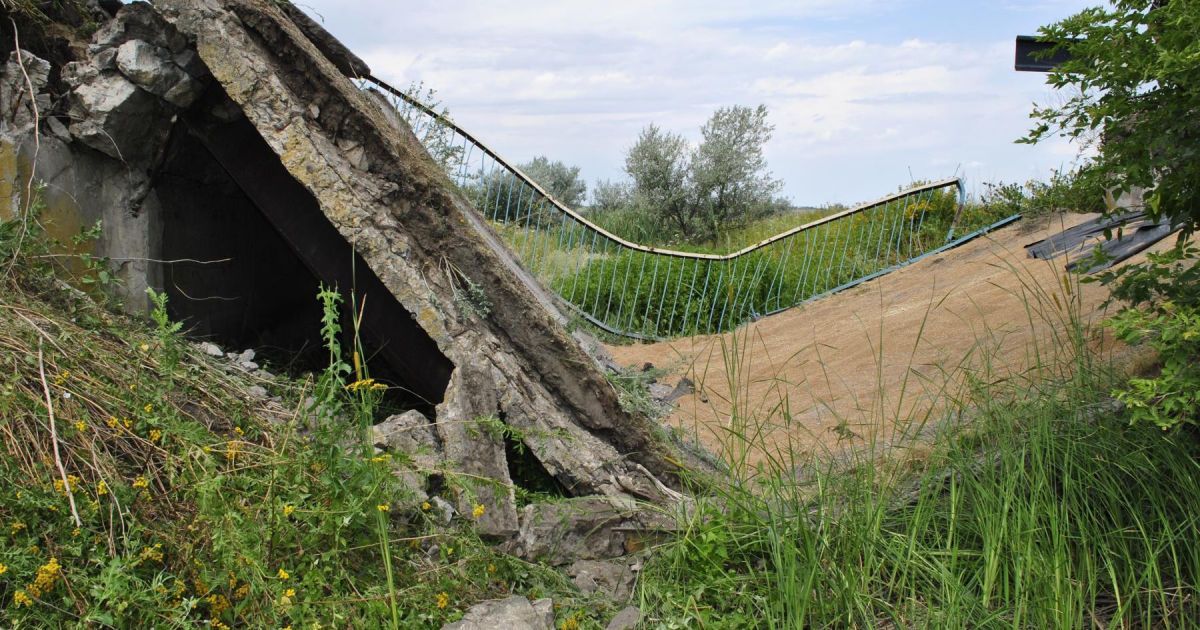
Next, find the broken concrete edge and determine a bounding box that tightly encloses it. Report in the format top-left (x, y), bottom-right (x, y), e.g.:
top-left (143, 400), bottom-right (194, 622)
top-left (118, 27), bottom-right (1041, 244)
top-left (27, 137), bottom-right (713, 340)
top-left (4, 0), bottom-right (714, 550)
top-left (148, 0), bottom-right (697, 527)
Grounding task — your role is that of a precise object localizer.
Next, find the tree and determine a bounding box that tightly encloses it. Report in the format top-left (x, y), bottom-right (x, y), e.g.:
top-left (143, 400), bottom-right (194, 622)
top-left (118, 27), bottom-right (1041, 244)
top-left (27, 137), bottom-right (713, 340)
top-left (691, 105), bottom-right (783, 236)
top-left (1025, 1), bottom-right (1200, 430)
top-left (624, 123), bottom-right (694, 236)
top-left (1022, 0), bottom-right (1200, 234)
top-left (590, 178), bottom-right (632, 214)
top-left (521, 156), bottom-right (587, 209)
top-left (624, 107), bottom-right (783, 241)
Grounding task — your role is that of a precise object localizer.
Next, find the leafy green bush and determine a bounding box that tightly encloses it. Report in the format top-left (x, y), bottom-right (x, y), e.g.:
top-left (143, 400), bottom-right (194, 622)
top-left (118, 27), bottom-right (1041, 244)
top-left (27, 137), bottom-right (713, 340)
top-left (1096, 243), bottom-right (1200, 430)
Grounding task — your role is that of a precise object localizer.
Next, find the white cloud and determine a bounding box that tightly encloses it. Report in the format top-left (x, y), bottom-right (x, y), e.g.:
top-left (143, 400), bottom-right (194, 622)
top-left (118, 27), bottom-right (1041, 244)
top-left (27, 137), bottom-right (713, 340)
top-left (301, 0), bottom-right (1096, 205)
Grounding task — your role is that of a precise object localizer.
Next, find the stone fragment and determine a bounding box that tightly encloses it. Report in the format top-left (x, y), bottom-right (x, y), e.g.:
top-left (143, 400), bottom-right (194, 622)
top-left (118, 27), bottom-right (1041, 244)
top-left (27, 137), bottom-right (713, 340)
top-left (441, 596), bottom-right (554, 630)
top-left (505, 496), bottom-right (675, 566)
top-left (605, 606), bottom-right (641, 630)
top-left (247, 385), bottom-right (268, 399)
top-left (567, 559), bottom-right (635, 601)
top-left (92, 2), bottom-right (189, 54)
top-left (198, 342), bottom-right (224, 357)
top-left (372, 410), bottom-right (441, 468)
top-left (67, 72), bottom-right (169, 162)
top-left (0, 51), bottom-right (51, 134)
top-left (429, 496), bottom-right (457, 525)
top-left (115, 39), bottom-right (202, 107)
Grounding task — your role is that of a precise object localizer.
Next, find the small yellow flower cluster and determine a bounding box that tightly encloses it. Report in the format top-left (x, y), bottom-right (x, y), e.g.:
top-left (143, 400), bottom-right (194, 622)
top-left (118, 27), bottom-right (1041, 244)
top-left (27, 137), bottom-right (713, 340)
top-left (54, 371), bottom-right (71, 386)
top-left (13, 590), bottom-right (32, 607)
top-left (224, 441), bottom-right (240, 462)
top-left (207, 593), bottom-right (231, 615)
top-left (149, 429), bottom-right (163, 443)
top-left (369, 454), bottom-right (391, 463)
top-left (0, 563), bottom-right (7, 575)
top-left (234, 426), bottom-right (245, 436)
top-left (421, 501), bottom-right (432, 512)
top-left (107, 416), bottom-right (133, 431)
top-left (53, 475), bottom-right (80, 495)
top-left (11, 520), bottom-right (27, 534)
top-left (96, 480), bottom-right (109, 496)
top-left (559, 615), bottom-right (581, 630)
top-left (376, 503), bottom-right (390, 512)
top-left (436, 591), bottom-right (450, 609)
top-left (133, 476), bottom-right (150, 490)
top-left (27, 557), bottom-right (62, 598)
top-left (345, 378), bottom-right (388, 392)
top-left (282, 504), bottom-right (296, 517)
top-left (472, 504), bottom-right (486, 519)
top-left (138, 544), bottom-right (164, 564)
top-left (143, 403), bottom-right (154, 414)
top-left (277, 568), bottom-right (290, 581)
top-left (234, 583), bottom-right (251, 600)
top-left (74, 420), bottom-right (87, 433)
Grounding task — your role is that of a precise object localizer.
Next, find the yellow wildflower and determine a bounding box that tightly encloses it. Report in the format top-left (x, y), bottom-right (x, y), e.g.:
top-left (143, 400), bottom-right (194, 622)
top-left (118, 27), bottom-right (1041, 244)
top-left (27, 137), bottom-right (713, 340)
top-left (346, 378), bottom-right (388, 392)
top-left (376, 503), bottom-right (390, 512)
top-left (234, 583), bottom-right (250, 600)
top-left (107, 416), bottom-right (120, 429)
top-left (277, 568), bottom-right (290, 580)
top-left (11, 521), bottom-right (26, 533)
top-left (13, 590), bottom-right (32, 607)
top-left (234, 426), bottom-right (245, 436)
top-left (436, 591), bottom-right (450, 609)
top-left (284, 588), bottom-right (296, 598)
top-left (143, 403), bottom-right (153, 414)
top-left (28, 557), bottom-right (62, 597)
top-left (54, 479), bottom-right (65, 494)
top-left (486, 563), bottom-right (496, 575)
top-left (72, 528), bottom-right (81, 538)
top-left (207, 593), bottom-right (231, 615)
top-left (472, 503), bottom-right (485, 519)
top-left (123, 418), bottom-right (132, 429)
top-left (149, 429), bottom-right (162, 442)
top-left (421, 501), bottom-right (432, 512)
top-left (96, 480), bottom-right (108, 496)
top-left (139, 343), bottom-right (149, 352)
top-left (133, 476), bottom-right (149, 490)
top-left (0, 563), bottom-right (7, 575)
top-left (282, 504), bottom-right (296, 517)
top-left (74, 420), bottom-right (87, 432)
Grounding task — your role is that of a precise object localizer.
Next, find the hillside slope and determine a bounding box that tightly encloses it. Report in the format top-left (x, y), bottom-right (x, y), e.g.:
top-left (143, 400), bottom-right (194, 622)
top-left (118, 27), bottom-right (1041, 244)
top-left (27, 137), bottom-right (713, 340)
top-left (608, 213), bottom-right (1155, 463)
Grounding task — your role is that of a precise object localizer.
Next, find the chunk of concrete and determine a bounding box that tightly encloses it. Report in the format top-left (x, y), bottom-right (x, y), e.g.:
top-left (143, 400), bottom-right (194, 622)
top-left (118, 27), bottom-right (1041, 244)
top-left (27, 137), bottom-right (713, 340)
top-left (67, 72), bottom-right (170, 162)
top-left (0, 51), bottom-right (51, 135)
top-left (505, 496), bottom-right (675, 566)
top-left (92, 2), bottom-right (189, 54)
top-left (605, 606), bottom-right (641, 630)
top-left (115, 39), bottom-right (202, 107)
top-left (568, 559), bottom-right (635, 601)
top-left (441, 596), bottom-right (554, 630)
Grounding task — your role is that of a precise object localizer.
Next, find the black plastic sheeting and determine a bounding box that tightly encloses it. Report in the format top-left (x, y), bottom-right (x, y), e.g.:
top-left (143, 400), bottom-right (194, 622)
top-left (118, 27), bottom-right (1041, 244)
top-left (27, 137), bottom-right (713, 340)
top-left (1025, 211), bottom-right (1180, 273)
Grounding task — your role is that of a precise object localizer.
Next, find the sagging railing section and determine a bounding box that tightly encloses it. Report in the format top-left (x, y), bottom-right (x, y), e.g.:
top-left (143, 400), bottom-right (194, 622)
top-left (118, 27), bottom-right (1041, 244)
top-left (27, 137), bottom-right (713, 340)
top-left (365, 77), bottom-right (1019, 340)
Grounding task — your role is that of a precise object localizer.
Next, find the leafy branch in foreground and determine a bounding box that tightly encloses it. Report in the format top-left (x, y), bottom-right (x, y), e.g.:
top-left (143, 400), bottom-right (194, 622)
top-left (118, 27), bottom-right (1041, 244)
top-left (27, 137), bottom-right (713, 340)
top-left (1021, 0), bottom-right (1200, 234)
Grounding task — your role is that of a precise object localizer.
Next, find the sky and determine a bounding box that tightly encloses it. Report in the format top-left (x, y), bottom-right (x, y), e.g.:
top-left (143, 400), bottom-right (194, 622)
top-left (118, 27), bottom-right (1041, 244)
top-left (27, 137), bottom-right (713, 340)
top-left (297, 0), bottom-right (1097, 207)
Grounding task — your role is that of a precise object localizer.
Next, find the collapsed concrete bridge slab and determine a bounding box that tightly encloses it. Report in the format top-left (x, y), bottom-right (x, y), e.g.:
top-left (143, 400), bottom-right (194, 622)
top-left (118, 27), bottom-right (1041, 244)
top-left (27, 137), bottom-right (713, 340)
top-left (1, 0), bottom-right (688, 539)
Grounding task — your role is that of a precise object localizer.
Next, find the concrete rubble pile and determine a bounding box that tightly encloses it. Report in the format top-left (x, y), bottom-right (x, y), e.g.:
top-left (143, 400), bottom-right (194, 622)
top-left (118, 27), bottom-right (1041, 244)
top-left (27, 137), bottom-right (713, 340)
top-left (0, 0), bottom-right (697, 562)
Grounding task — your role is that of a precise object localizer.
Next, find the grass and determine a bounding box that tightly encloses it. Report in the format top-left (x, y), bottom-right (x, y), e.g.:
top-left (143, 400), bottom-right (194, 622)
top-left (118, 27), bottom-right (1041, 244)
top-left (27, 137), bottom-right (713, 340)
top-left (629, 250), bottom-right (1200, 628)
top-left (4, 178), bottom-right (1196, 628)
top-left (0, 200), bottom-right (615, 628)
top-left (486, 184), bottom-right (1015, 338)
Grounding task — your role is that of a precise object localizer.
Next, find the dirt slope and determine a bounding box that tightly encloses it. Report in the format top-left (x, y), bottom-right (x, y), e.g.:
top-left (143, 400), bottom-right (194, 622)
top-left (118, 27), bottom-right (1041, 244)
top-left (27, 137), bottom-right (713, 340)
top-left (607, 214), bottom-right (1150, 465)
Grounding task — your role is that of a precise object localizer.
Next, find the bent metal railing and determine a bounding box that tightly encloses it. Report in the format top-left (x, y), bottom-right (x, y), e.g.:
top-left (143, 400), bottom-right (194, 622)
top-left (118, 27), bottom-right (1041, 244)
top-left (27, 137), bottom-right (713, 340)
top-left (364, 76), bottom-right (1021, 340)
